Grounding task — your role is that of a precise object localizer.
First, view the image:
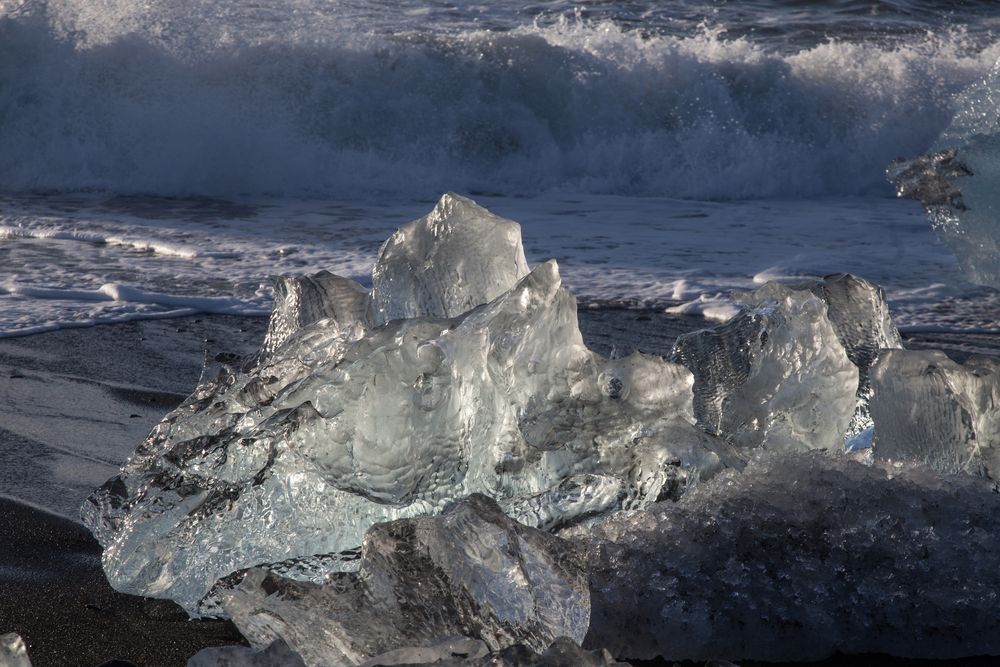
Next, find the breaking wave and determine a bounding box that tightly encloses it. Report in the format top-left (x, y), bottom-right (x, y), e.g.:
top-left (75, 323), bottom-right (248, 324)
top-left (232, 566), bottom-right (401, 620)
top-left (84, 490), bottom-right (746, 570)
top-left (1, 0), bottom-right (998, 200)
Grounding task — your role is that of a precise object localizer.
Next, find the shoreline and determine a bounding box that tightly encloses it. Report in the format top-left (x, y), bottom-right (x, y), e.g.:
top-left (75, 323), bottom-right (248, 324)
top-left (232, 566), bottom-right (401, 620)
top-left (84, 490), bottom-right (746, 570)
top-left (1, 311), bottom-right (998, 666)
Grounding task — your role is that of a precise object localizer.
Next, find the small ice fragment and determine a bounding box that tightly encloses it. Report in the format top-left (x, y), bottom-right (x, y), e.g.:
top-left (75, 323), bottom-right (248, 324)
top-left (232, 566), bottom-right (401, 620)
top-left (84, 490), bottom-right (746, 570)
top-left (0, 634), bottom-right (32, 667)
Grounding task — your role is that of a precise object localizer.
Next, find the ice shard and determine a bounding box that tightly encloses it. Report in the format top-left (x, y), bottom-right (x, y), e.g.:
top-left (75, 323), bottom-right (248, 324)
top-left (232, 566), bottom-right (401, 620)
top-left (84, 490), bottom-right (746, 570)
top-left (0, 634), bottom-right (32, 667)
top-left (577, 451), bottom-right (1000, 662)
top-left (671, 287), bottom-right (859, 452)
top-left (887, 64), bottom-right (1000, 288)
top-left (83, 193), bottom-right (727, 614)
top-left (871, 350), bottom-right (1000, 477)
top-left (258, 271), bottom-right (370, 362)
top-left (371, 192), bottom-right (530, 323)
top-left (735, 274), bottom-right (903, 437)
top-left (220, 495), bottom-right (590, 667)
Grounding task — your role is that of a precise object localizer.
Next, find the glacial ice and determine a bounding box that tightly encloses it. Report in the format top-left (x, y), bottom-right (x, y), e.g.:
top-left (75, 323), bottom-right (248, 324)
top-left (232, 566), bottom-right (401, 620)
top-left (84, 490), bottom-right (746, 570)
top-left (887, 64), bottom-right (1000, 288)
top-left (734, 273), bottom-right (903, 437)
top-left (576, 451), bottom-right (1000, 662)
top-left (871, 350), bottom-right (1000, 477)
top-left (670, 283), bottom-right (859, 451)
top-left (83, 193), bottom-right (729, 614)
top-left (219, 495), bottom-right (590, 667)
top-left (0, 634), bottom-right (31, 667)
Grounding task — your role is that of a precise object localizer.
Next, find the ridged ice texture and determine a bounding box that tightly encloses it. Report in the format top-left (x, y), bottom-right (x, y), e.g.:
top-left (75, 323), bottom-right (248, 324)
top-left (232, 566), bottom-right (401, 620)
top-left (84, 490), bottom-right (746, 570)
top-left (871, 350), bottom-right (1000, 477)
top-left (671, 289), bottom-right (858, 452)
top-left (888, 64), bottom-right (1000, 288)
top-left (736, 274), bottom-right (903, 437)
top-left (82, 194), bottom-right (727, 615)
top-left (221, 495), bottom-right (590, 667)
top-left (372, 193), bottom-right (530, 323)
top-left (576, 451), bottom-right (1000, 662)
top-left (258, 271), bottom-right (371, 362)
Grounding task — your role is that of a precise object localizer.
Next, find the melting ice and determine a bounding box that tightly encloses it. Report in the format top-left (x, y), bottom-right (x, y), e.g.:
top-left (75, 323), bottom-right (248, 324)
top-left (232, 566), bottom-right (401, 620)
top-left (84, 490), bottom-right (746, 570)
top-left (78, 194), bottom-right (1000, 666)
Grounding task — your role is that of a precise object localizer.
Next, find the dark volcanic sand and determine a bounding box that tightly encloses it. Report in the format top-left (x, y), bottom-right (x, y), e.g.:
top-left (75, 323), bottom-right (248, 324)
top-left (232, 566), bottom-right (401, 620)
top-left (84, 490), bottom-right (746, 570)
top-left (0, 310), bottom-right (997, 667)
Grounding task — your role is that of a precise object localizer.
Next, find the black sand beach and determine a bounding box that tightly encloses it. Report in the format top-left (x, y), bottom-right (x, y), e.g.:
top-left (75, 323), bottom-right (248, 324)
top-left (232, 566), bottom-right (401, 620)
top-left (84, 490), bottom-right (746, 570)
top-left (1, 310), bottom-right (997, 667)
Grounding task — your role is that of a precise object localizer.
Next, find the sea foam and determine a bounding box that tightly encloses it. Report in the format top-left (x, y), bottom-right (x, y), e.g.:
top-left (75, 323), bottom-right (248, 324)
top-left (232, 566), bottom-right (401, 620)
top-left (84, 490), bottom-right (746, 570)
top-left (0, 1), bottom-right (997, 200)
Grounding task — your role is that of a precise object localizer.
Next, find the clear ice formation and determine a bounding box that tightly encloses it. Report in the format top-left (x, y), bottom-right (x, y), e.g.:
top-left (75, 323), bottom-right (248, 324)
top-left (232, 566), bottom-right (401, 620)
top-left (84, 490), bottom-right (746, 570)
top-left (871, 350), bottom-right (1000, 477)
top-left (0, 634), bottom-right (32, 667)
top-left (220, 495), bottom-right (590, 667)
top-left (83, 193), bottom-right (731, 615)
top-left (670, 281), bottom-right (862, 452)
top-left (576, 451), bottom-right (1000, 662)
top-left (887, 63), bottom-right (1000, 288)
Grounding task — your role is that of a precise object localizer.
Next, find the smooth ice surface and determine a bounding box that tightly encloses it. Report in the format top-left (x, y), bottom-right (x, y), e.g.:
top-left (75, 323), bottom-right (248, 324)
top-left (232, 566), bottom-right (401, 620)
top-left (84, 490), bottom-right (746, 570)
top-left (83, 194), bottom-right (728, 614)
top-left (871, 349), bottom-right (1000, 477)
top-left (0, 634), bottom-right (32, 667)
top-left (371, 193), bottom-right (530, 323)
top-left (576, 451), bottom-right (1000, 662)
top-left (889, 63), bottom-right (1000, 289)
top-left (221, 495), bottom-right (590, 667)
top-left (671, 286), bottom-right (858, 452)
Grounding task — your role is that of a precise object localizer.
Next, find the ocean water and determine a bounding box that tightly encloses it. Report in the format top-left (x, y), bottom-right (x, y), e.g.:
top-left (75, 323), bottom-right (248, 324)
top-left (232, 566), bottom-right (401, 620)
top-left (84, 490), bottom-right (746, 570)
top-left (1, 0), bottom-right (998, 337)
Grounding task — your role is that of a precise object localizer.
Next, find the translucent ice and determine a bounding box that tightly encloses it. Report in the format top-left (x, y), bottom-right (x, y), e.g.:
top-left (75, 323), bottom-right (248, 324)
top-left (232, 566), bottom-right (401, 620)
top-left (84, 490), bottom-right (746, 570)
top-left (671, 286), bottom-right (858, 452)
top-left (0, 634), bottom-right (32, 667)
top-left (220, 495), bottom-right (590, 667)
top-left (371, 192), bottom-right (530, 323)
top-left (888, 64), bottom-right (1000, 288)
top-left (576, 451), bottom-right (1000, 662)
top-left (258, 271), bottom-right (370, 362)
top-left (83, 194), bottom-right (727, 614)
top-left (735, 274), bottom-right (903, 437)
top-left (871, 350), bottom-right (1000, 477)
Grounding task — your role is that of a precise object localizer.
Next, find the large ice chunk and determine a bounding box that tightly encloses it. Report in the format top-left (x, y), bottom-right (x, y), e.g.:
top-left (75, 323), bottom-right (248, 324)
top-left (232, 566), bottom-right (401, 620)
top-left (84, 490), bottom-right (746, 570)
top-left (735, 274), bottom-right (903, 437)
top-left (887, 63), bottom-right (1000, 288)
top-left (576, 451), bottom-right (1000, 661)
top-left (83, 194), bottom-right (727, 615)
top-left (220, 495), bottom-right (590, 667)
top-left (671, 287), bottom-right (858, 451)
top-left (871, 350), bottom-right (1000, 476)
top-left (371, 192), bottom-right (530, 323)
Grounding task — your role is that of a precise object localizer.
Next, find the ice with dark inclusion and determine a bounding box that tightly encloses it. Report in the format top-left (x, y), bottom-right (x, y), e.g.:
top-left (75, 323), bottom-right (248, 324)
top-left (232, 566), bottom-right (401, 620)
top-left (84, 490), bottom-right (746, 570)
top-left (219, 495), bottom-right (590, 667)
top-left (82, 193), bottom-right (732, 614)
top-left (670, 273), bottom-right (902, 453)
top-left (887, 62), bottom-right (1000, 288)
top-left (574, 451), bottom-right (1000, 662)
top-left (871, 350), bottom-right (1000, 477)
